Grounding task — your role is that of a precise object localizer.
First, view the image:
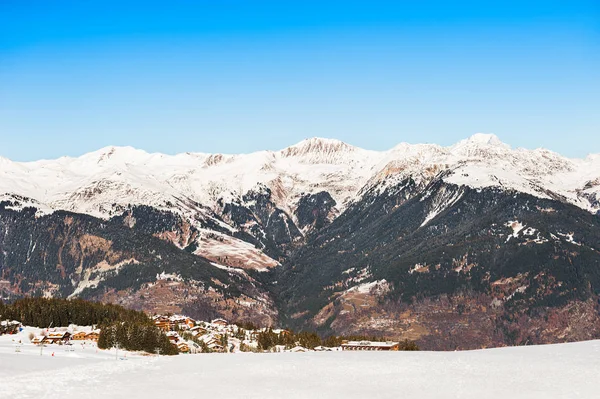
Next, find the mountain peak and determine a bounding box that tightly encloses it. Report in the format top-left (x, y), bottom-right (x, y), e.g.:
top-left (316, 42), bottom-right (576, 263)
top-left (280, 137), bottom-right (355, 160)
top-left (464, 133), bottom-right (505, 146)
top-left (80, 146), bottom-right (151, 165)
top-left (451, 134), bottom-right (511, 154)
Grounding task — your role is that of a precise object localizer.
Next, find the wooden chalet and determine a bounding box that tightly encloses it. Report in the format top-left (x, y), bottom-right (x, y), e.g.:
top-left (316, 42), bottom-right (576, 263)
top-left (177, 342), bottom-right (190, 353)
top-left (171, 316), bottom-right (195, 330)
top-left (45, 331), bottom-right (72, 344)
top-left (211, 318), bottom-right (228, 327)
top-left (207, 342), bottom-right (224, 352)
top-left (201, 335), bottom-right (224, 352)
top-left (72, 331), bottom-right (87, 341)
top-left (153, 315), bottom-right (196, 331)
top-left (153, 316), bottom-right (171, 332)
top-left (166, 331), bottom-right (181, 344)
top-left (0, 320), bottom-right (21, 335)
top-left (31, 335), bottom-right (47, 345)
top-left (189, 326), bottom-right (207, 336)
top-left (86, 331), bottom-right (100, 342)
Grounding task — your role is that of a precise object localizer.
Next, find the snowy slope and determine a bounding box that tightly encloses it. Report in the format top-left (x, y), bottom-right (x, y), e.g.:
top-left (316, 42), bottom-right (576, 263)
top-left (0, 134), bottom-right (598, 220)
top-left (358, 134), bottom-right (600, 214)
top-left (1, 134), bottom-right (597, 274)
top-left (1, 332), bottom-right (599, 399)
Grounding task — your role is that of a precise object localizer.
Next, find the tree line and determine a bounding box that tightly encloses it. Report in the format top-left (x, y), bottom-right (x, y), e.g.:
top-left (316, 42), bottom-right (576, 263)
top-left (98, 321), bottom-right (178, 355)
top-left (240, 327), bottom-right (419, 351)
top-left (0, 297), bottom-right (149, 327)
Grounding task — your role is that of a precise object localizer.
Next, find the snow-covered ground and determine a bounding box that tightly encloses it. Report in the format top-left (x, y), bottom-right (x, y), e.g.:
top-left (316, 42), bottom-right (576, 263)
top-left (1, 332), bottom-right (599, 399)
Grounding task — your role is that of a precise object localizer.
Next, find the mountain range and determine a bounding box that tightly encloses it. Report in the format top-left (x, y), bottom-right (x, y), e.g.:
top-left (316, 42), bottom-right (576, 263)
top-left (1, 134), bottom-right (600, 349)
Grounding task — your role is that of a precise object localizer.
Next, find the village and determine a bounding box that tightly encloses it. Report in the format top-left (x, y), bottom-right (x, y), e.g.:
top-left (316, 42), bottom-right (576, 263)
top-left (1, 314), bottom-right (406, 355)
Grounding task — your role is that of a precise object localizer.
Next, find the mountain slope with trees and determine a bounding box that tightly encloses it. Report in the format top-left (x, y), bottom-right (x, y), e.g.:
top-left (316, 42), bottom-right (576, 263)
top-left (1, 136), bottom-right (600, 349)
top-left (275, 180), bottom-right (600, 349)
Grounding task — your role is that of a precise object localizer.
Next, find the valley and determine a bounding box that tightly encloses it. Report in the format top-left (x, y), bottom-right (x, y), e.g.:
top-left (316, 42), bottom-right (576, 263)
top-left (1, 135), bottom-right (600, 350)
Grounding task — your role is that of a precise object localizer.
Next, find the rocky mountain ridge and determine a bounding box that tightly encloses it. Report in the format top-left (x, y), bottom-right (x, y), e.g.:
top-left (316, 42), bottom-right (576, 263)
top-left (1, 134), bottom-right (600, 349)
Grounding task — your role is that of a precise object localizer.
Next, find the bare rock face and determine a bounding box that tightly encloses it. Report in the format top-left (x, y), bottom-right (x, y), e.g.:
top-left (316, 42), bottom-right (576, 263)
top-left (279, 137), bottom-right (357, 164)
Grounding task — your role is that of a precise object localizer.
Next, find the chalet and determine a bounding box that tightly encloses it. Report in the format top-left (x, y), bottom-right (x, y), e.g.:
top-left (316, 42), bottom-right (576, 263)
top-left (153, 316), bottom-right (171, 332)
top-left (200, 334), bottom-right (224, 352)
top-left (153, 314), bottom-right (196, 331)
top-left (170, 315), bottom-right (195, 330)
top-left (177, 342), bottom-right (190, 353)
top-left (166, 331), bottom-right (180, 344)
top-left (86, 330), bottom-right (100, 342)
top-left (340, 340), bottom-right (400, 351)
top-left (189, 326), bottom-right (207, 336)
top-left (72, 331), bottom-right (87, 341)
top-left (0, 320), bottom-right (21, 335)
top-left (45, 331), bottom-right (72, 344)
top-left (211, 318), bottom-right (228, 327)
top-left (31, 335), bottom-right (47, 345)
top-left (207, 342), bottom-right (224, 352)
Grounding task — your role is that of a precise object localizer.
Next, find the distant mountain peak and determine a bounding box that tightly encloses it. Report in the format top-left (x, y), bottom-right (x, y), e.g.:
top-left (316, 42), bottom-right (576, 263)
top-left (0, 134), bottom-right (598, 221)
top-left (280, 137), bottom-right (356, 162)
top-left (452, 133), bottom-right (509, 150)
top-left (465, 133), bottom-right (504, 146)
top-left (78, 145), bottom-right (151, 166)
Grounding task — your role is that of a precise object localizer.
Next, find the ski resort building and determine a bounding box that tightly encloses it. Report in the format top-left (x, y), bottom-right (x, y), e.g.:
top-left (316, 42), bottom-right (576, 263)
top-left (31, 336), bottom-right (46, 345)
top-left (153, 315), bottom-right (195, 331)
top-left (85, 331), bottom-right (100, 342)
top-left (211, 318), bottom-right (228, 327)
top-left (153, 316), bottom-right (172, 332)
top-left (72, 331), bottom-right (87, 341)
top-left (45, 331), bottom-right (72, 344)
top-left (340, 341), bottom-right (400, 351)
top-left (0, 320), bottom-right (21, 335)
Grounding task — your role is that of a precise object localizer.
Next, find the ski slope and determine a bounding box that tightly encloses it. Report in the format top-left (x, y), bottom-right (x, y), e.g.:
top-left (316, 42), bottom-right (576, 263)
top-left (1, 334), bottom-right (599, 399)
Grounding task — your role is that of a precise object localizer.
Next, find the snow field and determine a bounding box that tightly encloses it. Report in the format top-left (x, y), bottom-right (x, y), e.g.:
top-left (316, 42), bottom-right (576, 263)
top-left (1, 333), bottom-right (599, 399)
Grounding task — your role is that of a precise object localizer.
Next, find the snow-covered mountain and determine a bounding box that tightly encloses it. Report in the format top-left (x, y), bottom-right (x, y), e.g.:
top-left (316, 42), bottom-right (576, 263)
top-left (1, 134), bottom-right (598, 217)
top-left (0, 134), bottom-right (598, 271)
top-left (2, 134), bottom-right (600, 349)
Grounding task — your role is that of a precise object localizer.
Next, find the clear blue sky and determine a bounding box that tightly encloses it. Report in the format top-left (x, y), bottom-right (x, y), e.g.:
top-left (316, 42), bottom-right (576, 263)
top-left (1, 0), bottom-right (598, 160)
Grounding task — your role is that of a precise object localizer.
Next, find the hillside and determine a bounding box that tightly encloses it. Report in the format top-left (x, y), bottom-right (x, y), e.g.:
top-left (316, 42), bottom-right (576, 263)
top-left (1, 135), bottom-right (600, 349)
top-left (0, 205), bottom-right (275, 325)
top-left (276, 181), bottom-right (600, 349)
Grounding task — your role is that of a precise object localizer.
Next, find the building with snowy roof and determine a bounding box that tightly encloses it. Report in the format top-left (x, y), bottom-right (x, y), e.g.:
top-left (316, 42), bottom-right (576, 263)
top-left (340, 341), bottom-right (400, 351)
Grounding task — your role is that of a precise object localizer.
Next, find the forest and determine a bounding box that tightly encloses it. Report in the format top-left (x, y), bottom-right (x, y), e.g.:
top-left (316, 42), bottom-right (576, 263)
top-left (0, 297), bottom-right (178, 355)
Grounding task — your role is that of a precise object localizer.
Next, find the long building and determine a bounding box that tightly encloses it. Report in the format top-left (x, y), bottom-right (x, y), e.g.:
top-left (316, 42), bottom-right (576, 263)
top-left (341, 341), bottom-right (400, 351)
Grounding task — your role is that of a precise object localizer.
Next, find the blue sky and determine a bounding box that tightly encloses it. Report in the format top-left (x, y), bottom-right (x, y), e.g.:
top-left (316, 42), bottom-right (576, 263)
top-left (1, 0), bottom-right (598, 160)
